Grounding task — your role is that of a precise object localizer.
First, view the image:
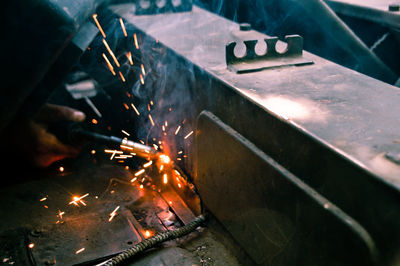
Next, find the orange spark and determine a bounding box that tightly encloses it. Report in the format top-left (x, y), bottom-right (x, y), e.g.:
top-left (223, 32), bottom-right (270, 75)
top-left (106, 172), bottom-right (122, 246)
top-left (160, 165), bottom-right (164, 171)
top-left (148, 114), bottom-right (155, 126)
top-left (102, 53), bottom-right (116, 75)
top-left (131, 103), bottom-right (140, 115)
top-left (184, 131), bottom-right (194, 139)
top-left (130, 177), bottom-right (137, 183)
top-left (119, 71), bottom-right (126, 82)
top-left (92, 118), bottom-right (98, 124)
top-left (121, 130), bottom-right (130, 136)
top-left (69, 193), bottom-right (89, 207)
top-left (141, 64), bottom-right (146, 75)
top-left (135, 169), bottom-right (145, 177)
top-left (159, 154), bottom-right (171, 164)
top-left (91, 150), bottom-right (96, 155)
top-left (150, 100), bottom-right (154, 106)
top-left (143, 161), bottom-right (153, 168)
top-left (28, 243), bottom-right (35, 249)
top-left (162, 125), bottom-right (165, 132)
top-left (58, 210), bottom-right (65, 219)
top-left (139, 74), bottom-right (145, 85)
top-left (102, 39), bottom-right (120, 67)
top-left (59, 166), bottom-right (64, 172)
top-left (92, 14), bottom-right (106, 38)
top-left (75, 248), bottom-right (85, 254)
top-left (175, 125), bottom-right (181, 135)
top-left (144, 230), bottom-right (152, 238)
top-left (139, 184), bottom-right (144, 189)
top-left (40, 197), bottom-right (47, 202)
top-left (178, 183), bottom-right (182, 188)
top-left (163, 173), bottom-right (168, 184)
top-left (126, 51), bottom-right (134, 65)
top-left (119, 18), bottom-right (127, 37)
top-left (108, 206), bottom-right (120, 222)
top-left (133, 33), bottom-right (139, 49)
top-left (104, 149), bottom-right (123, 160)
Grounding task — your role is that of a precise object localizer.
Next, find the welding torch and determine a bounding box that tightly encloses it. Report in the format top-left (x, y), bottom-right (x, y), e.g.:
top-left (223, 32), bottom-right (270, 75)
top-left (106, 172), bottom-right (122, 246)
top-left (50, 122), bottom-right (160, 160)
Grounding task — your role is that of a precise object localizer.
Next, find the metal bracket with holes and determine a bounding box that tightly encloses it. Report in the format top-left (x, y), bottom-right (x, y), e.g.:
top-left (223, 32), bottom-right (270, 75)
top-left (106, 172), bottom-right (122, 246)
top-left (226, 35), bottom-right (314, 74)
top-left (134, 0), bottom-right (192, 15)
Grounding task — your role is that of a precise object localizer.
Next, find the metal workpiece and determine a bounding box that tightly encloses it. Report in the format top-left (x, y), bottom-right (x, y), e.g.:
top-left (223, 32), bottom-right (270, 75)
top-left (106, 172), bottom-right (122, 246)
top-left (195, 111), bottom-right (378, 265)
top-left (111, 4), bottom-right (400, 264)
top-left (326, 0), bottom-right (400, 28)
top-left (225, 35), bottom-right (314, 73)
top-left (133, 0), bottom-right (193, 15)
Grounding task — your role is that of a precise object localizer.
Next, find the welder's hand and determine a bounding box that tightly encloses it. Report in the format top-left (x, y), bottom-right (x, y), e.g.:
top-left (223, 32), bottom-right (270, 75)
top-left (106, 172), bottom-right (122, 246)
top-left (5, 104), bottom-right (86, 168)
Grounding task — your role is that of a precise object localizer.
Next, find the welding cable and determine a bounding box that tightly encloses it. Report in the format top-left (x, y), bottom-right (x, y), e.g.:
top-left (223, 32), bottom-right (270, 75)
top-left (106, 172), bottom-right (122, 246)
top-left (100, 214), bottom-right (206, 266)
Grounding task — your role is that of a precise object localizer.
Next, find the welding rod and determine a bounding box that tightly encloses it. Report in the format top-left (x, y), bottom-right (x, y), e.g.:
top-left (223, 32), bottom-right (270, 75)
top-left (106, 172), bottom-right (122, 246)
top-left (74, 129), bottom-right (160, 159)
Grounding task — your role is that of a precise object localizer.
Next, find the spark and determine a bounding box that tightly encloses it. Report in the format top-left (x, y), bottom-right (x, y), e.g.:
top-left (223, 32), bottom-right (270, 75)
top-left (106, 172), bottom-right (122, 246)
top-left (133, 33), bottom-right (139, 49)
top-left (148, 114), bottom-right (155, 126)
top-left (174, 170), bottom-right (181, 176)
top-left (120, 145), bottom-right (133, 151)
top-left (119, 18), bottom-right (127, 37)
top-left (91, 150), bottom-right (96, 155)
top-left (130, 177), bottom-right (137, 183)
top-left (75, 248), bottom-right (85, 254)
top-left (126, 51), bottom-right (133, 65)
top-left (184, 131), bottom-right (194, 139)
top-left (28, 243), bottom-right (35, 249)
top-left (92, 14), bottom-right (106, 38)
top-left (69, 193), bottom-right (89, 207)
top-left (147, 104), bottom-right (151, 111)
top-left (143, 161), bottom-right (153, 168)
top-left (178, 151), bottom-right (183, 154)
top-left (92, 118), bottom-right (98, 124)
top-left (104, 149), bottom-right (123, 160)
top-left (159, 154), bottom-right (171, 164)
top-left (150, 100), bottom-right (154, 106)
top-left (144, 230), bottom-right (152, 238)
top-left (121, 130), bottom-right (130, 136)
top-left (160, 165), bottom-right (164, 171)
top-left (59, 166), bottom-right (64, 172)
top-left (178, 183), bottom-right (182, 188)
top-left (175, 125), bottom-right (181, 135)
top-left (102, 53), bottom-right (116, 75)
top-left (102, 39), bottom-right (120, 67)
top-left (108, 206), bottom-right (120, 222)
top-left (119, 71), bottom-right (126, 82)
top-left (162, 125), bottom-right (165, 132)
top-left (141, 64), bottom-right (146, 75)
top-left (165, 121), bottom-right (168, 127)
top-left (44, 205), bottom-right (49, 209)
top-left (139, 184), bottom-right (144, 189)
top-left (131, 103), bottom-right (140, 115)
top-left (40, 197), bottom-right (47, 202)
top-left (58, 210), bottom-right (65, 219)
top-left (139, 74), bottom-right (145, 85)
top-left (163, 173), bottom-right (168, 184)
top-left (135, 169), bottom-right (145, 177)
top-left (139, 140), bottom-right (145, 144)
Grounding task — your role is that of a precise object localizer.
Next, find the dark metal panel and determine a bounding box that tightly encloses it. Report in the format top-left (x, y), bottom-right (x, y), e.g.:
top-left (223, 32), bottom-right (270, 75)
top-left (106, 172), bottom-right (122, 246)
top-left (326, 0), bottom-right (400, 29)
top-left (195, 111), bottom-right (377, 265)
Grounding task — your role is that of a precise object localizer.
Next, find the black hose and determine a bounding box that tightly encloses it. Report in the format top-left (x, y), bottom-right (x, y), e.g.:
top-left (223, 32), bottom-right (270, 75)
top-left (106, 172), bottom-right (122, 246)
top-left (101, 215), bottom-right (206, 266)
